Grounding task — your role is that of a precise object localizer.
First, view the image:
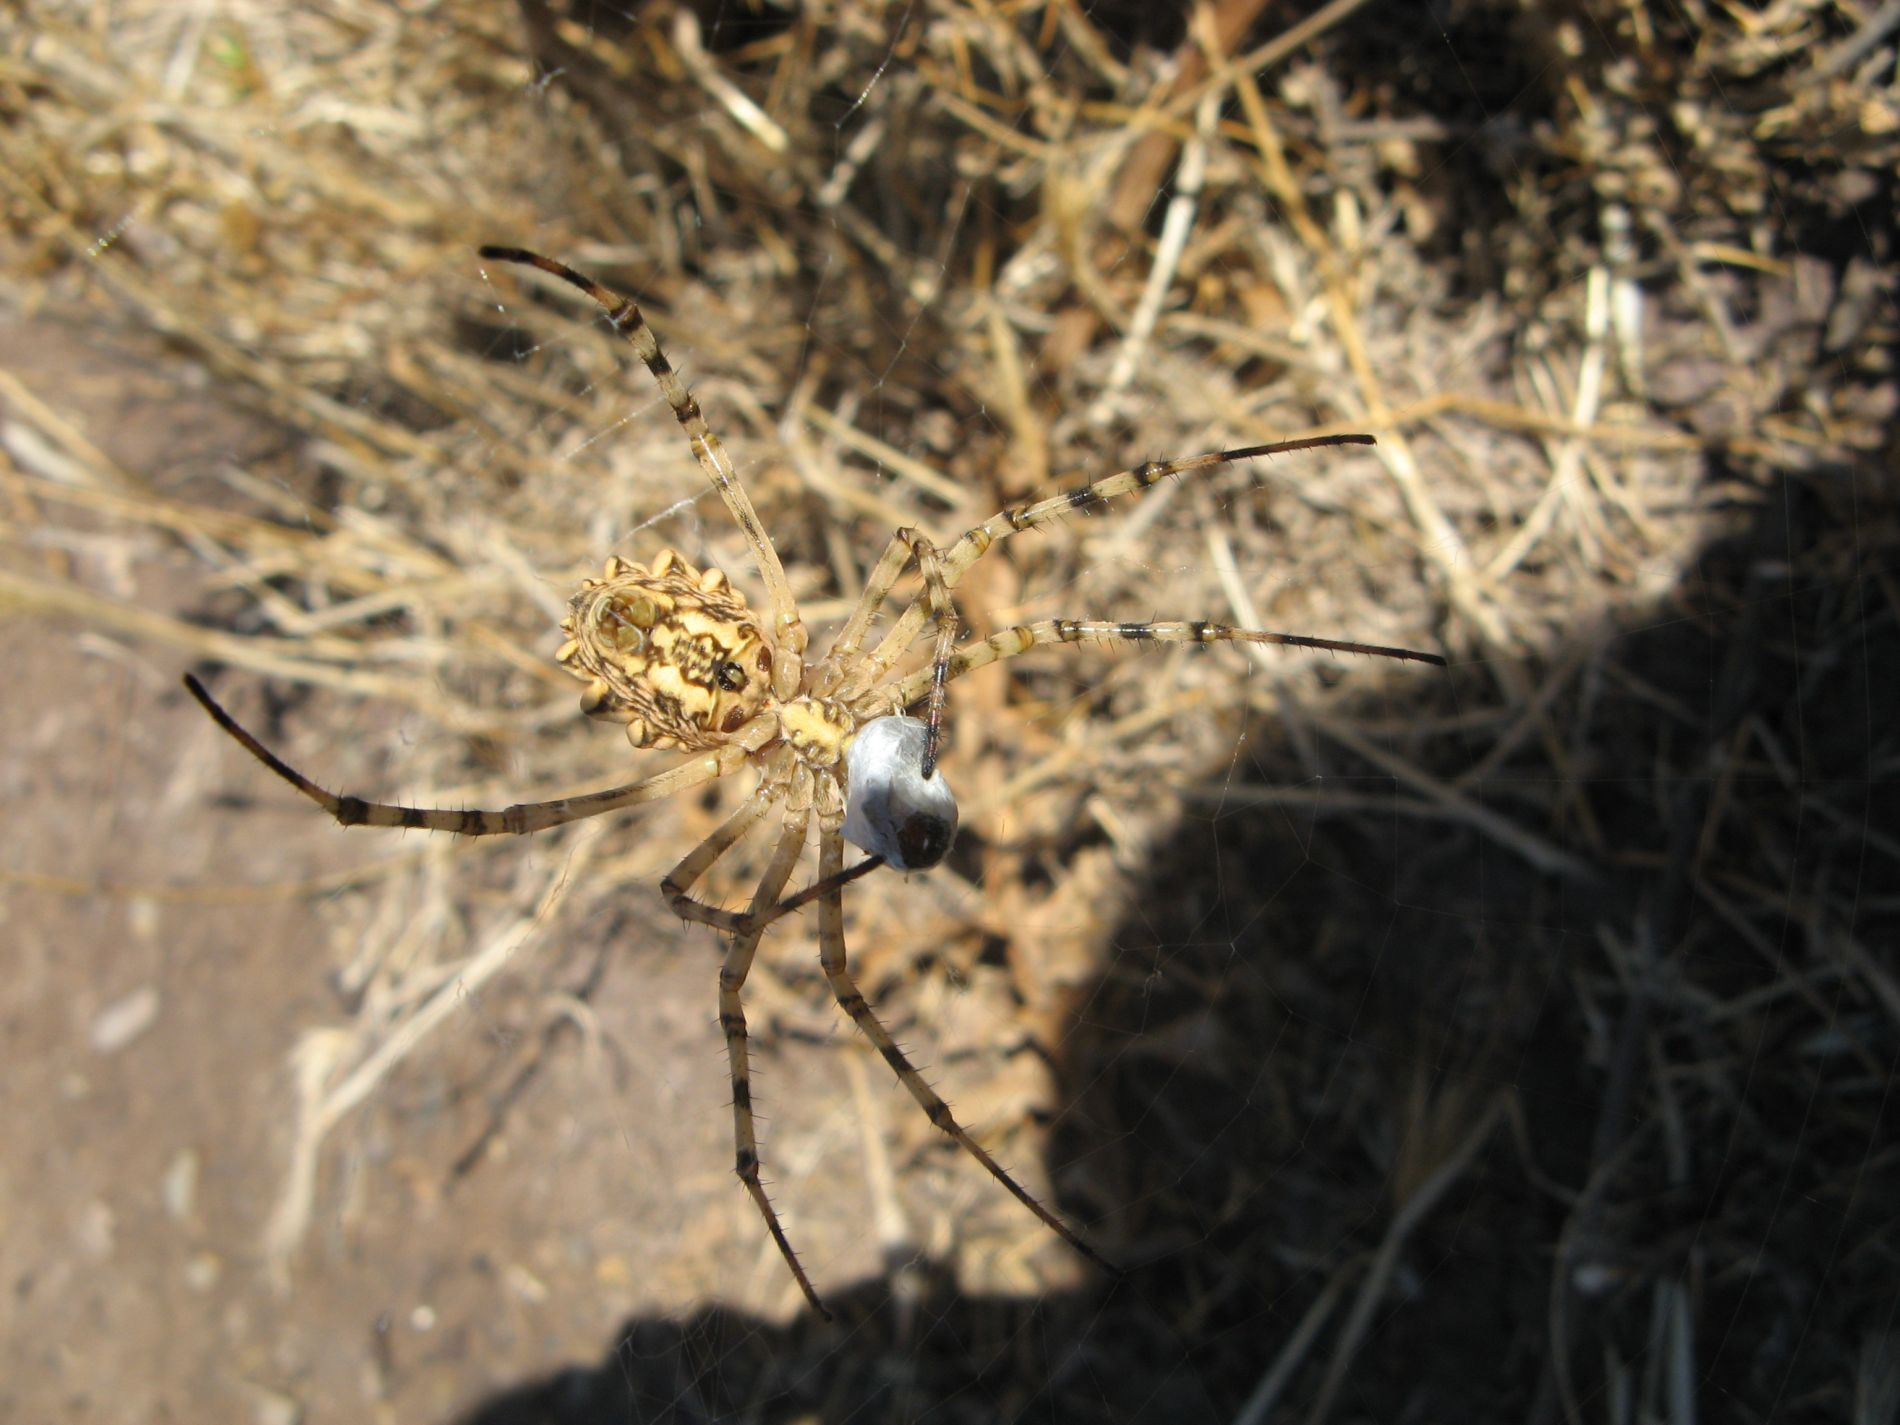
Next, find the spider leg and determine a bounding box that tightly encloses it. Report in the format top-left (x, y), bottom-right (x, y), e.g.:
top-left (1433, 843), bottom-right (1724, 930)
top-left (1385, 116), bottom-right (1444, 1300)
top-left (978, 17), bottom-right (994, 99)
top-left (660, 749), bottom-right (795, 934)
top-left (659, 746), bottom-right (886, 936)
top-left (770, 853), bottom-right (883, 919)
top-left (814, 527), bottom-right (960, 777)
top-left (477, 246), bottom-right (807, 693)
top-left (877, 617), bottom-right (1446, 712)
top-left (812, 780), bottom-right (1116, 1284)
top-left (816, 528), bottom-right (940, 690)
top-left (835, 435), bottom-right (1377, 702)
top-left (185, 674), bottom-right (758, 834)
top-left (713, 778), bottom-right (831, 1317)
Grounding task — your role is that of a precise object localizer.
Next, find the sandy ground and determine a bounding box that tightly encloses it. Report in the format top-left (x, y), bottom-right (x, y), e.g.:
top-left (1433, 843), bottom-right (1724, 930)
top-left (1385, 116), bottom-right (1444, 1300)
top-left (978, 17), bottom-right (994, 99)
top-left (1, 317), bottom-right (853, 1421)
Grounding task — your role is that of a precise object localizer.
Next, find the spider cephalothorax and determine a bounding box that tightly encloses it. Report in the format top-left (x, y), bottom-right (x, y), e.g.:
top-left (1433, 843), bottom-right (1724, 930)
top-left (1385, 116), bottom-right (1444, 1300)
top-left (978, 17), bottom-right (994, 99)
top-left (186, 244), bottom-right (1444, 1321)
top-left (558, 550), bottom-right (773, 751)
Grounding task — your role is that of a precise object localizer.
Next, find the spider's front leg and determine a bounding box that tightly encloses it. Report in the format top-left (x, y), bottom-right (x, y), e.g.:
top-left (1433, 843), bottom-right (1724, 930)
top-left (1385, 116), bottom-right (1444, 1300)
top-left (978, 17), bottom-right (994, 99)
top-left (881, 617), bottom-right (1447, 712)
top-left (813, 527), bottom-right (962, 778)
top-left (477, 245), bottom-right (808, 698)
top-left (840, 434), bottom-right (1385, 713)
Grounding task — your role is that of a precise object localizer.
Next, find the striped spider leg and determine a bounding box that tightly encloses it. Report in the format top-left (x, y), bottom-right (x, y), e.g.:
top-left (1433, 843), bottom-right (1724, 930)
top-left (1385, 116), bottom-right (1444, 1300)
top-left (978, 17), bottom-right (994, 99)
top-left (814, 437), bottom-right (1447, 774)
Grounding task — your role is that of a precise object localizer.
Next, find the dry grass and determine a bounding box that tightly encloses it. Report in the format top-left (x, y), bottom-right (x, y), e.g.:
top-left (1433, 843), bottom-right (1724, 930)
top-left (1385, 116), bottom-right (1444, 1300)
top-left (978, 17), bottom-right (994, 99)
top-left (2, 0), bottom-right (1894, 1420)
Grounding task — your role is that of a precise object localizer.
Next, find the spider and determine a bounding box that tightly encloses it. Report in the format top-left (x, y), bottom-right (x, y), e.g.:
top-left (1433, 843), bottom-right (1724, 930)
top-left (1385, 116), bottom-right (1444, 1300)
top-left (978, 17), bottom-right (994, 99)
top-left (185, 245), bottom-right (1446, 1319)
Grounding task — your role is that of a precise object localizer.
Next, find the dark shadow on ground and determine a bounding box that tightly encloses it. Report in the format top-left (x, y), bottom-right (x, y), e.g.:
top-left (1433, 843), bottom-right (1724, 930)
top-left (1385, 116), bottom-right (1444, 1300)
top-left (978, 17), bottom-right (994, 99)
top-left (455, 466), bottom-right (1896, 1422)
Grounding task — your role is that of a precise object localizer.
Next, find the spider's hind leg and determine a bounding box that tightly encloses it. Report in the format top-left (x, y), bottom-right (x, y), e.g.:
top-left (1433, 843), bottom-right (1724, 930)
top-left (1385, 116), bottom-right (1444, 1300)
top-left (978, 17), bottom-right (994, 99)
top-left (710, 789), bottom-right (834, 1318)
top-left (184, 673), bottom-right (741, 834)
top-left (660, 755), bottom-right (787, 934)
top-left (811, 788), bottom-right (1117, 1286)
top-left (660, 758), bottom-right (876, 1318)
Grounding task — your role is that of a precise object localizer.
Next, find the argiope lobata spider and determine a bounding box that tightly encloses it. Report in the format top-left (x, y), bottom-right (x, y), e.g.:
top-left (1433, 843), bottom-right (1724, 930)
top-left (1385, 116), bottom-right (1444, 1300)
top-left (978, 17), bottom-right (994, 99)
top-left (185, 245), bottom-right (1445, 1319)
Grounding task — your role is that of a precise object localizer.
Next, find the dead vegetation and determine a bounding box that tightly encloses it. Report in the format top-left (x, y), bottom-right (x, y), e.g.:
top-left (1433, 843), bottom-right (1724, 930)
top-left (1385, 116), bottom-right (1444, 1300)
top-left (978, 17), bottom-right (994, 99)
top-left (2, 0), bottom-right (1894, 1420)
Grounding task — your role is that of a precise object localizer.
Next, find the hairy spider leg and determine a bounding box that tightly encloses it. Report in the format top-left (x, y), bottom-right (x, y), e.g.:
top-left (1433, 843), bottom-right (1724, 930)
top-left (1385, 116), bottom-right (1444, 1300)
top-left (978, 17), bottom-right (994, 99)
top-left (659, 748), bottom-right (795, 935)
top-left (812, 778), bottom-right (1115, 1298)
top-left (711, 769), bottom-right (827, 1316)
top-left (880, 617), bottom-right (1446, 713)
top-left (816, 435), bottom-right (1394, 760)
top-left (184, 673), bottom-right (763, 834)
